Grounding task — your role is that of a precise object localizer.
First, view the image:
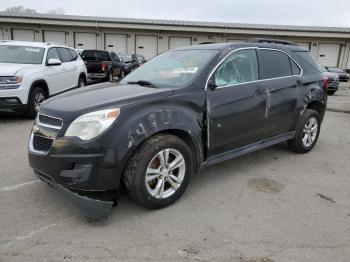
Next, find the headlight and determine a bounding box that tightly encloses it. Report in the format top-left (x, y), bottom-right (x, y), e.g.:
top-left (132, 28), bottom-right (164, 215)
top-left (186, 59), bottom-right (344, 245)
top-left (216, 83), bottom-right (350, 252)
top-left (0, 76), bottom-right (22, 89)
top-left (65, 108), bottom-right (120, 141)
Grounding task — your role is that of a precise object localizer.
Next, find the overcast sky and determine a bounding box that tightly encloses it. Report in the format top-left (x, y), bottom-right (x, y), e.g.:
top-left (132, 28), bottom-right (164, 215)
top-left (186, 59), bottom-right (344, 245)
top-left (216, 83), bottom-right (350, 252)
top-left (2, 0), bottom-right (350, 27)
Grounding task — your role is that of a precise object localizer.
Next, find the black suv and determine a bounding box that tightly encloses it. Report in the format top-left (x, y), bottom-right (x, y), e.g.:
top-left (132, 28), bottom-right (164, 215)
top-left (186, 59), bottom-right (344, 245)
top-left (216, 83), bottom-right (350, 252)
top-left (28, 39), bottom-right (327, 219)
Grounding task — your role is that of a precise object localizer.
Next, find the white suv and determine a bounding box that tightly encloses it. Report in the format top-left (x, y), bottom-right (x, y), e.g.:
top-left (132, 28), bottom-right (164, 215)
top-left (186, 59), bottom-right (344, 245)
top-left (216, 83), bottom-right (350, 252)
top-left (0, 41), bottom-right (87, 117)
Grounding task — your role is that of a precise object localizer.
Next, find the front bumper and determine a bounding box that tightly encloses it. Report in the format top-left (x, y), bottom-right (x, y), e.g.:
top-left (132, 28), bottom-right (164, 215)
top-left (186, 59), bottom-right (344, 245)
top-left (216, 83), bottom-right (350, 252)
top-left (0, 97), bottom-right (27, 113)
top-left (35, 170), bottom-right (113, 220)
top-left (28, 119), bottom-right (129, 219)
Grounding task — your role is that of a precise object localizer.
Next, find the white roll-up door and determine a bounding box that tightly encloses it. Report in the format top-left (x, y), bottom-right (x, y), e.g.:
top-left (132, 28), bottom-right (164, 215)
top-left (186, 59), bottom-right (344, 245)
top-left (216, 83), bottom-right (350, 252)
top-left (135, 35), bottom-right (158, 60)
top-left (0, 28), bottom-right (3, 40)
top-left (12, 29), bottom-right (35, 41)
top-left (169, 37), bottom-right (192, 50)
top-left (105, 34), bottom-right (127, 53)
top-left (43, 31), bottom-right (67, 45)
top-left (296, 42), bottom-right (310, 50)
top-left (74, 33), bottom-right (97, 49)
top-left (317, 43), bottom-right (341, 67)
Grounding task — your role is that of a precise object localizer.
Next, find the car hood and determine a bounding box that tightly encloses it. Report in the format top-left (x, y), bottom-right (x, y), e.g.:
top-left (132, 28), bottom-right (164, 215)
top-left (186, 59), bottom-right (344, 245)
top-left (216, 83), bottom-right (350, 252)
top-left (0, 63), bottom-right (40, 76)
top-left (40, 83), bottom-right (174, 121)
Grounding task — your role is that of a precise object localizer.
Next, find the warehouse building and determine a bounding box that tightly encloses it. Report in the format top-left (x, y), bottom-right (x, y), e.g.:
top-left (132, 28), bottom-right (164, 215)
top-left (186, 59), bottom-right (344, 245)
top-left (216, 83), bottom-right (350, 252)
top-left (0, 12), bottom-right (350, 69)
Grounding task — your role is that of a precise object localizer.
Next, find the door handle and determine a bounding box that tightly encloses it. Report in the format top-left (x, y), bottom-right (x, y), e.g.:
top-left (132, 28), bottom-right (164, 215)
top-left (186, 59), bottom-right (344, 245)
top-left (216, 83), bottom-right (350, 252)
top-left (254, 86), bottom-right (266, 97)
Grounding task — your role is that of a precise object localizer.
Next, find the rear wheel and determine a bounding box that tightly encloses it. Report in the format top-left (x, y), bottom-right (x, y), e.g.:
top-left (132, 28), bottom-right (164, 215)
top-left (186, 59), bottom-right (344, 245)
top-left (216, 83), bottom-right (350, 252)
top-left (328, 90), bottom-right (336, 95)
top-left (123, 134), bottom-right (193, 209)
top-left (26, 87), bottom-right (47, 118)
top-left (287, 109), bottom-right (321, 153)
top-left (117, 68), bottom-right (123, 79)
top-left (78, 76), bottom-right (86, 88)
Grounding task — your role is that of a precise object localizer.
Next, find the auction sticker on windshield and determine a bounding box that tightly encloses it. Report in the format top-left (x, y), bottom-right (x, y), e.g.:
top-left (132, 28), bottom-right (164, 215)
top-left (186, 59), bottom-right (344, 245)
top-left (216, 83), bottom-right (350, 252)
top-left (25, 48), bottom-right (41, 53)
top-left (172, 67), bottom-right (199, 74)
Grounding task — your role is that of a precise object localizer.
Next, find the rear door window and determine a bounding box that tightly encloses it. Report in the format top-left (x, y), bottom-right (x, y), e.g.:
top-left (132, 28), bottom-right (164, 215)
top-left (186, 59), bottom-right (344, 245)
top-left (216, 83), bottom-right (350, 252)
top-left (57, 47), bottom-right (72, 63)
top-left (260, 49), bottom-right (293, 79)
top-left (69, 49), bottom-right (78, 61)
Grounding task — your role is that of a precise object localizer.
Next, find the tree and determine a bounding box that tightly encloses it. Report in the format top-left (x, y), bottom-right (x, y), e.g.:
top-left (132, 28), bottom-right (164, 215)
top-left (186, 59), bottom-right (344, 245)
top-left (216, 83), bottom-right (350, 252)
top-left (46, 7), bottom-right (65, 15)
top-left (4, 6), bottom-right (37, 14)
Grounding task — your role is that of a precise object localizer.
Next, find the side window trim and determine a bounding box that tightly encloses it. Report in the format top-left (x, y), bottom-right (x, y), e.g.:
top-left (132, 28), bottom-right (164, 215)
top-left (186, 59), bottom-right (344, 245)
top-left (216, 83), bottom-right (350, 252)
top-left (205, 47), bottom-right (303, 90)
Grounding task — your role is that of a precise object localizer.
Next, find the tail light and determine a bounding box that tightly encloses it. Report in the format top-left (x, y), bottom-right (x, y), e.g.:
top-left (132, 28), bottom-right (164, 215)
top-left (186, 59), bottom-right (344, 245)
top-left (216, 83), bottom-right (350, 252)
top-left (322, 76), bottom-right (328, 92)
top-left (101, 62), bottom-right (107, 71)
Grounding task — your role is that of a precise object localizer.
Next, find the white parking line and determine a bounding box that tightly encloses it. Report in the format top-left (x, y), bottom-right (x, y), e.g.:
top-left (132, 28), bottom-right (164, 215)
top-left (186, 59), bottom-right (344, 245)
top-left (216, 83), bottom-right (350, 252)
top-left (0, 180), bottom-right (41, 192)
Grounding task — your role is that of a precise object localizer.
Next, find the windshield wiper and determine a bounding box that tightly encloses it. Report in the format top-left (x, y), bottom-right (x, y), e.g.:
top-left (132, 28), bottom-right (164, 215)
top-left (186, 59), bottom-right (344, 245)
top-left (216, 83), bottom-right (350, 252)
top-left (127, 80), bottom-right (159, 88)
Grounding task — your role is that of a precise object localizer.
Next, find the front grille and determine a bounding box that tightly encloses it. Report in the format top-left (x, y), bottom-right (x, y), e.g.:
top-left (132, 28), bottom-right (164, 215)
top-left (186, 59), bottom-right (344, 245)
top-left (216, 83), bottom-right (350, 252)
top-left (38, 114), bottom-right (63, 128)
top-left (33, 135), bottom-right (53, 152)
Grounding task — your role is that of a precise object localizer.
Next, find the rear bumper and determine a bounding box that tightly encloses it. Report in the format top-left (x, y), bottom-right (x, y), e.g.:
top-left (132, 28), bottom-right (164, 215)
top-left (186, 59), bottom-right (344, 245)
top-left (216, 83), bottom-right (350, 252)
top-left (88, 72), bottom-right (107, 79)
top-left (34, 170), bottom-right (113, 220)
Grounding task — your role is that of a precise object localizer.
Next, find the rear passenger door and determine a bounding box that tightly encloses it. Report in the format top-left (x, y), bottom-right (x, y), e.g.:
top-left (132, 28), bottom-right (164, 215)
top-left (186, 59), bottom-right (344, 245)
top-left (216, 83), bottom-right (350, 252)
top-left (57, 47), bottom-right (78, 90)
top-left (111, 52), bottom-right (122, 76)
top-left (259, 49), bottom-right (302, 138)
top-left (206, 48), bottom-right (268, 157)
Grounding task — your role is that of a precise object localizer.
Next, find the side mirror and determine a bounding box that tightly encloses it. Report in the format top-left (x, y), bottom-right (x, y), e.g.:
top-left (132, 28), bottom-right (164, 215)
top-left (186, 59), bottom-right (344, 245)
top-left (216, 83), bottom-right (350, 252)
top-left (207, 77), bottom-right (217, 90)
top-left (47, 58), bottom-right (62, 66)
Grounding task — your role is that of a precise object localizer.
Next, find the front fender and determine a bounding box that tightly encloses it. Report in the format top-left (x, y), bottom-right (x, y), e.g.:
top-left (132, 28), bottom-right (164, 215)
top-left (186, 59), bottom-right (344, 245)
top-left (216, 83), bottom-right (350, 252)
top-left (110, 104), bottom-right (204, 164)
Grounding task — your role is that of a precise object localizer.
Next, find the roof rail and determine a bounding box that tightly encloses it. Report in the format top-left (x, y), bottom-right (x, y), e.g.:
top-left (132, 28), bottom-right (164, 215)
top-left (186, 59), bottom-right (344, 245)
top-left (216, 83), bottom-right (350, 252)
top-left (248, 38), bottom-right (298, 46)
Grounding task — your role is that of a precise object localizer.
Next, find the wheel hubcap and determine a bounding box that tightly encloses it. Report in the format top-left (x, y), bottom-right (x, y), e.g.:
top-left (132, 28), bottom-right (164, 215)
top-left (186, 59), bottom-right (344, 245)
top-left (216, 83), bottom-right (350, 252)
top-left (302, 117), bottom-right (318, 147)
top-left (145, 148), bottom-right (186, 199)
top-left (34, 92), bottom-right (45, 113)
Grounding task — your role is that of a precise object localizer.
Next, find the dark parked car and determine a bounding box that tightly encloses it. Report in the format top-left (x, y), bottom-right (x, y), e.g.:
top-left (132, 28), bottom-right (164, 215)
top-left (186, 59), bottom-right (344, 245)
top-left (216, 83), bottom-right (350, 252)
top-left (130, 54), bottom-right (144, 69)
top-left (118, 53), bottom-right (134, 75)
top-left (81, 50), bottom-right (123, 81)
top-left (28, 40), bottom-right (326, 219)
top-left (318, 64), bottom-right (339, 95)
top-left (326, 67), bottom-right (349, 82)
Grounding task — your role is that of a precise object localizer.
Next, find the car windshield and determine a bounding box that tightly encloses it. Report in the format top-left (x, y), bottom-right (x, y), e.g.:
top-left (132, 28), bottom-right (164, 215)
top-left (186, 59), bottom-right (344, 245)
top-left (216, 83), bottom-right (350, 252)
top-left (121, 49), bottom-right (219, 88)
top-left (328, 67), bottom-right (344, 73)
top-left (0, 45), bottom-right (45, 64)
top-left (318, 65), bottom-right (327, 73)
top-left (118, 53), bottom-right (132, 62)
top-left (81, 50), bottom-right (111, 61)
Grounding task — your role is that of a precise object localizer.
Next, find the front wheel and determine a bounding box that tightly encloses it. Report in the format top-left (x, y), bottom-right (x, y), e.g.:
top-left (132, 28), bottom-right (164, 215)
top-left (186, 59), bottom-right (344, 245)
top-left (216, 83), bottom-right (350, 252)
top-left (123, 134), bottom-right (193, 209)
top-left (328, 90), bottom-right (336, 95)
top-left (26, 87), bottom-right (47, 118)
top-left (287, 109), bottom-right (321, 153)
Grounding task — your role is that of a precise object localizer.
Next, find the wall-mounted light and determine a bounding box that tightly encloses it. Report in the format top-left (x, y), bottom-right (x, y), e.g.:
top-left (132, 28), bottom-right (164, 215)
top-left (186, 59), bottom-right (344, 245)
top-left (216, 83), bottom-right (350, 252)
top-left (313, 43), bottom-right (318, 47)
top-left (193, 37), bottom-right (197, 41)
top-left (159, 36), bottom-right (163, 40)
top-left (127, 34), bottom-right (131, 38)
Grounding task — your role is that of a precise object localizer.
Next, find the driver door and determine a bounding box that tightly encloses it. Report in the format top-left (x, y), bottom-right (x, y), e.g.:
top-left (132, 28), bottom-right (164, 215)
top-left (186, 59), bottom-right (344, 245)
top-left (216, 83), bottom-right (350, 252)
top-left (206, 48), bottom-right (268, 157)
top-left (44, 47), bottom-right (66, 95)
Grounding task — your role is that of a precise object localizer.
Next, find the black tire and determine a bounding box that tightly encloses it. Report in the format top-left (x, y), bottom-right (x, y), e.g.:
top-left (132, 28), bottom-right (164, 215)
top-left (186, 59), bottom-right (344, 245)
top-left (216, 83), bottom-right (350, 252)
top-left (117, 68), bottom-right (123, 79)
top-left (106, 70), bottom-right (113, 82)
top-left (327, 90), bottom-right (336, 95)
top-left (26, 87), bottom-right (47, 118)
top-left (78, 76), bottom-right (86, 88)
top-left (123, 134), bottom-right (193, 209)
top-left (287, 109), bottom-right (321, 153)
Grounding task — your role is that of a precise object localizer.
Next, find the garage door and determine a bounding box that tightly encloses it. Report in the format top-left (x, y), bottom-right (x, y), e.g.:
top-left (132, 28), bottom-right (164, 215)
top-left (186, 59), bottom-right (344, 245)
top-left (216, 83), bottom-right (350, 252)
top-left (317, 44), bottom-right (341, 67)
top-left (296, 42), bottom-right (310, 50)
top-left (169, 37), bottom-right (192, 50)
top-left (12, 29), bottom-right (35, 41)
top-left (0, 28), bottom-right (3, 40)
top-left (136, 35), bottom-right (158, 60)
top-left (105, 34), bottom-right (127, 53)
top-left (227, 39), bottom-right (245, 43)
top-left (74, 33), bottom-right (97, 49)
top-left (43, 31), bottom-right (67, 45)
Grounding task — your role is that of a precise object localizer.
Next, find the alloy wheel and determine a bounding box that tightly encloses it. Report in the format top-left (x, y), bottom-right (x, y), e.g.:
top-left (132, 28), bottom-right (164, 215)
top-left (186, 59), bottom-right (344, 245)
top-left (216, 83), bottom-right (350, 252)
top-left (302, 117), bottom-right (318, 147)
top-left (145, 148), bottom-right (186, 199)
